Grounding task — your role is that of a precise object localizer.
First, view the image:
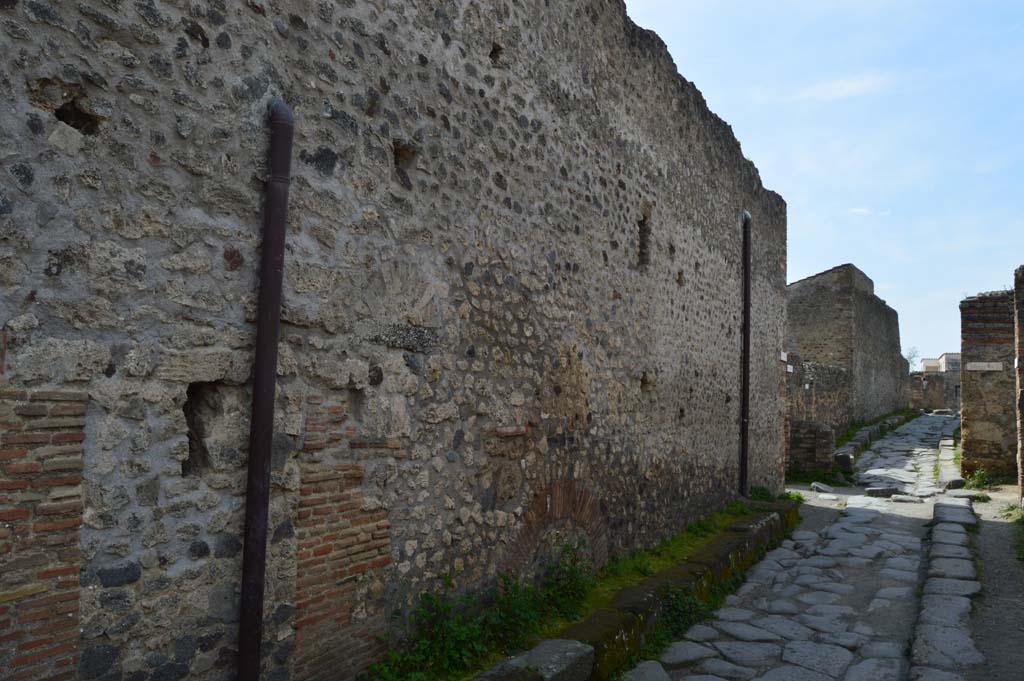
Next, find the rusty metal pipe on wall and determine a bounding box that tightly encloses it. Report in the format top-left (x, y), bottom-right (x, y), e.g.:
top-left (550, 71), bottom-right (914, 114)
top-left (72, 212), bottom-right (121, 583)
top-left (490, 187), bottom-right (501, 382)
top-left (739, 211), bottom-right (752, 496)
top-left (238, 98), bottom-right (294, 681)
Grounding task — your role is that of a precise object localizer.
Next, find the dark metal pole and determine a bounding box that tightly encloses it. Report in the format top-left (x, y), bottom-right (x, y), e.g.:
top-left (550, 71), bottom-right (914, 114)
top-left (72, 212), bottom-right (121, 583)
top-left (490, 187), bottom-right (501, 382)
top-left (238, 98), bottom-right (294, 681)
top-left (739, 211), bottom-right (752, 497)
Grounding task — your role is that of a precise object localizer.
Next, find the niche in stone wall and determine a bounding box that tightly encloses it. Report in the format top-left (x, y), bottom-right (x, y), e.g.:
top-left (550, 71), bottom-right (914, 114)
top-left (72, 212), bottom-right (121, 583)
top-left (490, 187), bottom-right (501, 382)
top-left (182, 382), bottom-right (249, 476)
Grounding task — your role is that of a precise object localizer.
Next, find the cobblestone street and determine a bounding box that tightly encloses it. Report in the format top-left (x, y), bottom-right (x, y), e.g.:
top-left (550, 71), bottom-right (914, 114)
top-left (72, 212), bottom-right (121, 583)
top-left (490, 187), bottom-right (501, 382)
top-left (625, 414), bottom-right (982, 681)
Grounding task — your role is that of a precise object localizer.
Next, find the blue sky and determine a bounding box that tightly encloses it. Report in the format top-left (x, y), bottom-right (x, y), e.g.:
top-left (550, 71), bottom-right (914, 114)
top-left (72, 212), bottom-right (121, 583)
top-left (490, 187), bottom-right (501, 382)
top-left (625, 1), bottom-right (1024, 366)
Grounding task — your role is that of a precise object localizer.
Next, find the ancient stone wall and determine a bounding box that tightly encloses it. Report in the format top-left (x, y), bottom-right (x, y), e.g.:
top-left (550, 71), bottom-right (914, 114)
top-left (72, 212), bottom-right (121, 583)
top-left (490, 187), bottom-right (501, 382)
top-left (0, 1), bottom-right (786, 679)
top-left (960, 291), bottom-right (1017, 476)
top-left (786, 264), bottom-right (907, 430)
top-left (907, 371), bottom-right (960, 412)
top-left (786, 355), bottom-right (852, 434)
top-left (786, 420), bottom-right (835, 475)
top-left (1014, 268), bottom-right (1024, 501)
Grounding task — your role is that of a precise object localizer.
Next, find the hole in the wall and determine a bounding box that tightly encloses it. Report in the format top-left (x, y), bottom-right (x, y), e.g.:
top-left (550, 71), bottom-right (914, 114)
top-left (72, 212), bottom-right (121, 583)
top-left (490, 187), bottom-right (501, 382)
top-left (183, 382), bottom-right (222, 476)
top-left (676, 271), bottom-right (685, 286)
top-left (392, 139), bottom-right (418, 190)
top-left (637, 209), bottom-right (652, 268)
top-left (489, 42), bottom-right (503, 65)
top-left (54, 99), bottom-right (102, 135)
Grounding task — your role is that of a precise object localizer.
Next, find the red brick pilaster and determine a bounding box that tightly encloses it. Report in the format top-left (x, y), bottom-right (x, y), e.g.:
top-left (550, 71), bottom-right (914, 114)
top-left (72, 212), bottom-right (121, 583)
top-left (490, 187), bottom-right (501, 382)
top-left (0, 389), bottom-right (86, 681)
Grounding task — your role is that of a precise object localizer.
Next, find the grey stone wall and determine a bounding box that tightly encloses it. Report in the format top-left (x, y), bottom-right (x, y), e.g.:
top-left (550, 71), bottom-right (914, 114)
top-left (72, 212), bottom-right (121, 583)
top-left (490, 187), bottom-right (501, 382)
top-left (786, 354), bottom-right (852, 434)
top-left (786, 264), bottom-right (907, 429)
top-left (907, 371), bottom-right (960, 412)
top-left (0, 1), bottom-right (786, 679)
top-left (960, 291), bottom-right (1017, 476)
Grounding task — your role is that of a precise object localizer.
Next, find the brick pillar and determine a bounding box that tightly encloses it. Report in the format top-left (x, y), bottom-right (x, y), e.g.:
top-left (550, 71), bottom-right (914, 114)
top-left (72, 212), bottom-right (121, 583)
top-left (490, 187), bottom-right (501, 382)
top-left (960, 292), bottom-right (1018, 476)
top-left (294, 464), bottom-right (391, 681)
top-left (0, 389), bottom-right (86, 681)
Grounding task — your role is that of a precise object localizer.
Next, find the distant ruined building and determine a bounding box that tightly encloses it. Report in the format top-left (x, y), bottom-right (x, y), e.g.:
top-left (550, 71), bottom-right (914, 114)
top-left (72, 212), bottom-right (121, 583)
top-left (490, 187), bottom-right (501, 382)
top-left (907, 352), bottom-right (960, 412)
top-left (0, 1), bottom-right (787, 679)
top-left (783, 264), bottom-right (909, 474)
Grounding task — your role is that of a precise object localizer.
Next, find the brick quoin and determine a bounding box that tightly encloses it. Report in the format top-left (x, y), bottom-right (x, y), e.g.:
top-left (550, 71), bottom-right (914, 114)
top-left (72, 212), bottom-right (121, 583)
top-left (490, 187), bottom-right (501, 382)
top-left (0, 390), bottom-right (85, 681)
top-left (294, 462), bottom-right (392, 681)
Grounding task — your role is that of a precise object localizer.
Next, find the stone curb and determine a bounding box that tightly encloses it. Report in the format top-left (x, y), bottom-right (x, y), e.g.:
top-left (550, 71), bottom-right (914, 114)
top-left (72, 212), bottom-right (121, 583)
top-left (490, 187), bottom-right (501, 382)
top-left (834, 415), bottom-right (907, 472)
top-left (908, 497), bottom-right (984, 680)
top-left (474, 501), bottom-right (801, 681)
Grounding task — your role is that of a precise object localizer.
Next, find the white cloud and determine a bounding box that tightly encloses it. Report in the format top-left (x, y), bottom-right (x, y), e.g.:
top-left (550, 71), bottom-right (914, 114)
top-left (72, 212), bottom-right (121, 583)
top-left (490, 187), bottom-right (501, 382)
top-left (850, 207), bottom-right (871, 214)
top-left (788, 73), bottom-right (893, 102)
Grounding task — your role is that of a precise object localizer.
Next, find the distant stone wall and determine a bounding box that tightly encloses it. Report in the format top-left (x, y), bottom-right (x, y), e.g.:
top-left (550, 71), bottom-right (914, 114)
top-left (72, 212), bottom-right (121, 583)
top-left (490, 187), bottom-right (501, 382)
top-left (787, 420), bottom-right (835, 474)
top-left (0, 389), bottom-right (86, 681)
top-left (852, 285), bottom-right (909, 420)
top-left (907, 371), bottom-right (960, 412)
top-left (1015, 268), bottom-right (1024, 501)
top-left (786, 264), bottom-right (907, 435)
top-left (960, 291), bottom-right (1017, 476)
top-left (786, 356), bottom-right (852, 433)
top-left (0, 1), bottom-right (786, 679)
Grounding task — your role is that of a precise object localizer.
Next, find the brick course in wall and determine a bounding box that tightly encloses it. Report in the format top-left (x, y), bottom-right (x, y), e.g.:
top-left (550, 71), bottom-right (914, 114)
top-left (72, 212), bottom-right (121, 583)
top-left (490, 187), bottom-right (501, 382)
top-left (294, 464), bottom-right (390, 681)
top-left (960, 291), bottom-right (1017, 476)
top-left (0, 389), bottom-right (85, 681)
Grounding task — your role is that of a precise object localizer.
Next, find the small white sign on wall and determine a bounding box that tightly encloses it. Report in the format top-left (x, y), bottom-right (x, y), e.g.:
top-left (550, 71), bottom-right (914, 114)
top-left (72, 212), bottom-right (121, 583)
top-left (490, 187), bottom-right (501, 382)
top-left (780, 351), bottom-right (788, 362)
top-left (965, 361), bottom-right (1004, 371)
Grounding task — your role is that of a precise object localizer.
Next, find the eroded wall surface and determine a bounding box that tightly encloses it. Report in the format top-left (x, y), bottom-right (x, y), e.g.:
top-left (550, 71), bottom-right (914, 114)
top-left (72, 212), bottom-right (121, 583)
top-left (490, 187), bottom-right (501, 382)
top-left (0, 1), bottom-right (786, 679)
top-left (960, 291), bottom-right (1017, 476)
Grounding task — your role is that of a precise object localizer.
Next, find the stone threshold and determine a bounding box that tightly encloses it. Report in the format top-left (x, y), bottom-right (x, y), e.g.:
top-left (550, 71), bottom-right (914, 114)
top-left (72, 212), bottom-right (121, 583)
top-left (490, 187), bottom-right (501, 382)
top-left (475, 500), bottom-right (801, 681)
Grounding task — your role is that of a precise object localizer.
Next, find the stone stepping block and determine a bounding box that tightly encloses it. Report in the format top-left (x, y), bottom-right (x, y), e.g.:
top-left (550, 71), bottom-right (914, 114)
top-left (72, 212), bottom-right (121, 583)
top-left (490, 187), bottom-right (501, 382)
top-left (930, 543), bottom-right (971, 559)
top-left (931, 530), bottom-right (969, 547)
top-left (714, 621), bottom-right (781, 642)
top-left (923, 578), bottom-right (981, 597)
top-left (659, 641), bottom-right (719, 668)
top-left (751, 615), bottom-right (815, 641)
top-left (892, 494), bottom-right (924, 503)
top-left (782, 640), bottom-right (854, 676)
top-left (933, 508), bottom-right (977, 526)
top-left (621, 660), bottom-right (670, 681)
top-left (712, 641), bottom-right (781, 667)
top-left (933, 522), bottom-right (967, 534)
top-left (927, 558), bottom-right (976, 580)
top-left (912, 624), bottom-right (984, 669)
top-left (503, 640), bottom-right (594, 681)
top-left (695, 657), bottom-right (756, 680)
top-left (919, 595), bottom-right (971, 628)
top-left (844, 657), bottom-right (905, 681)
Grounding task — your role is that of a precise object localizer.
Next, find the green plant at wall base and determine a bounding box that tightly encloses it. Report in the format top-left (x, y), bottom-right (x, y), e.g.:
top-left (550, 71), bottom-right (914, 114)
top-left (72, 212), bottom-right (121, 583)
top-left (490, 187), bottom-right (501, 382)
top-left (779, 491), bottom-right (805, 504)
top-left (964, 469), bottom-right (992, 490)
top-left (362, 503), bottom-right (762, 681)
top-left (748, 486), bottom-right (774, 502)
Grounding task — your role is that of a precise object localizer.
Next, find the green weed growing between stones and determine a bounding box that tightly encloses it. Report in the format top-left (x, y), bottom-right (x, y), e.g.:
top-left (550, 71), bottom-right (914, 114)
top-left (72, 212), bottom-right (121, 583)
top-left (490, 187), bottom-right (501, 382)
top-left (362, 503), bottom-right (761, 681)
